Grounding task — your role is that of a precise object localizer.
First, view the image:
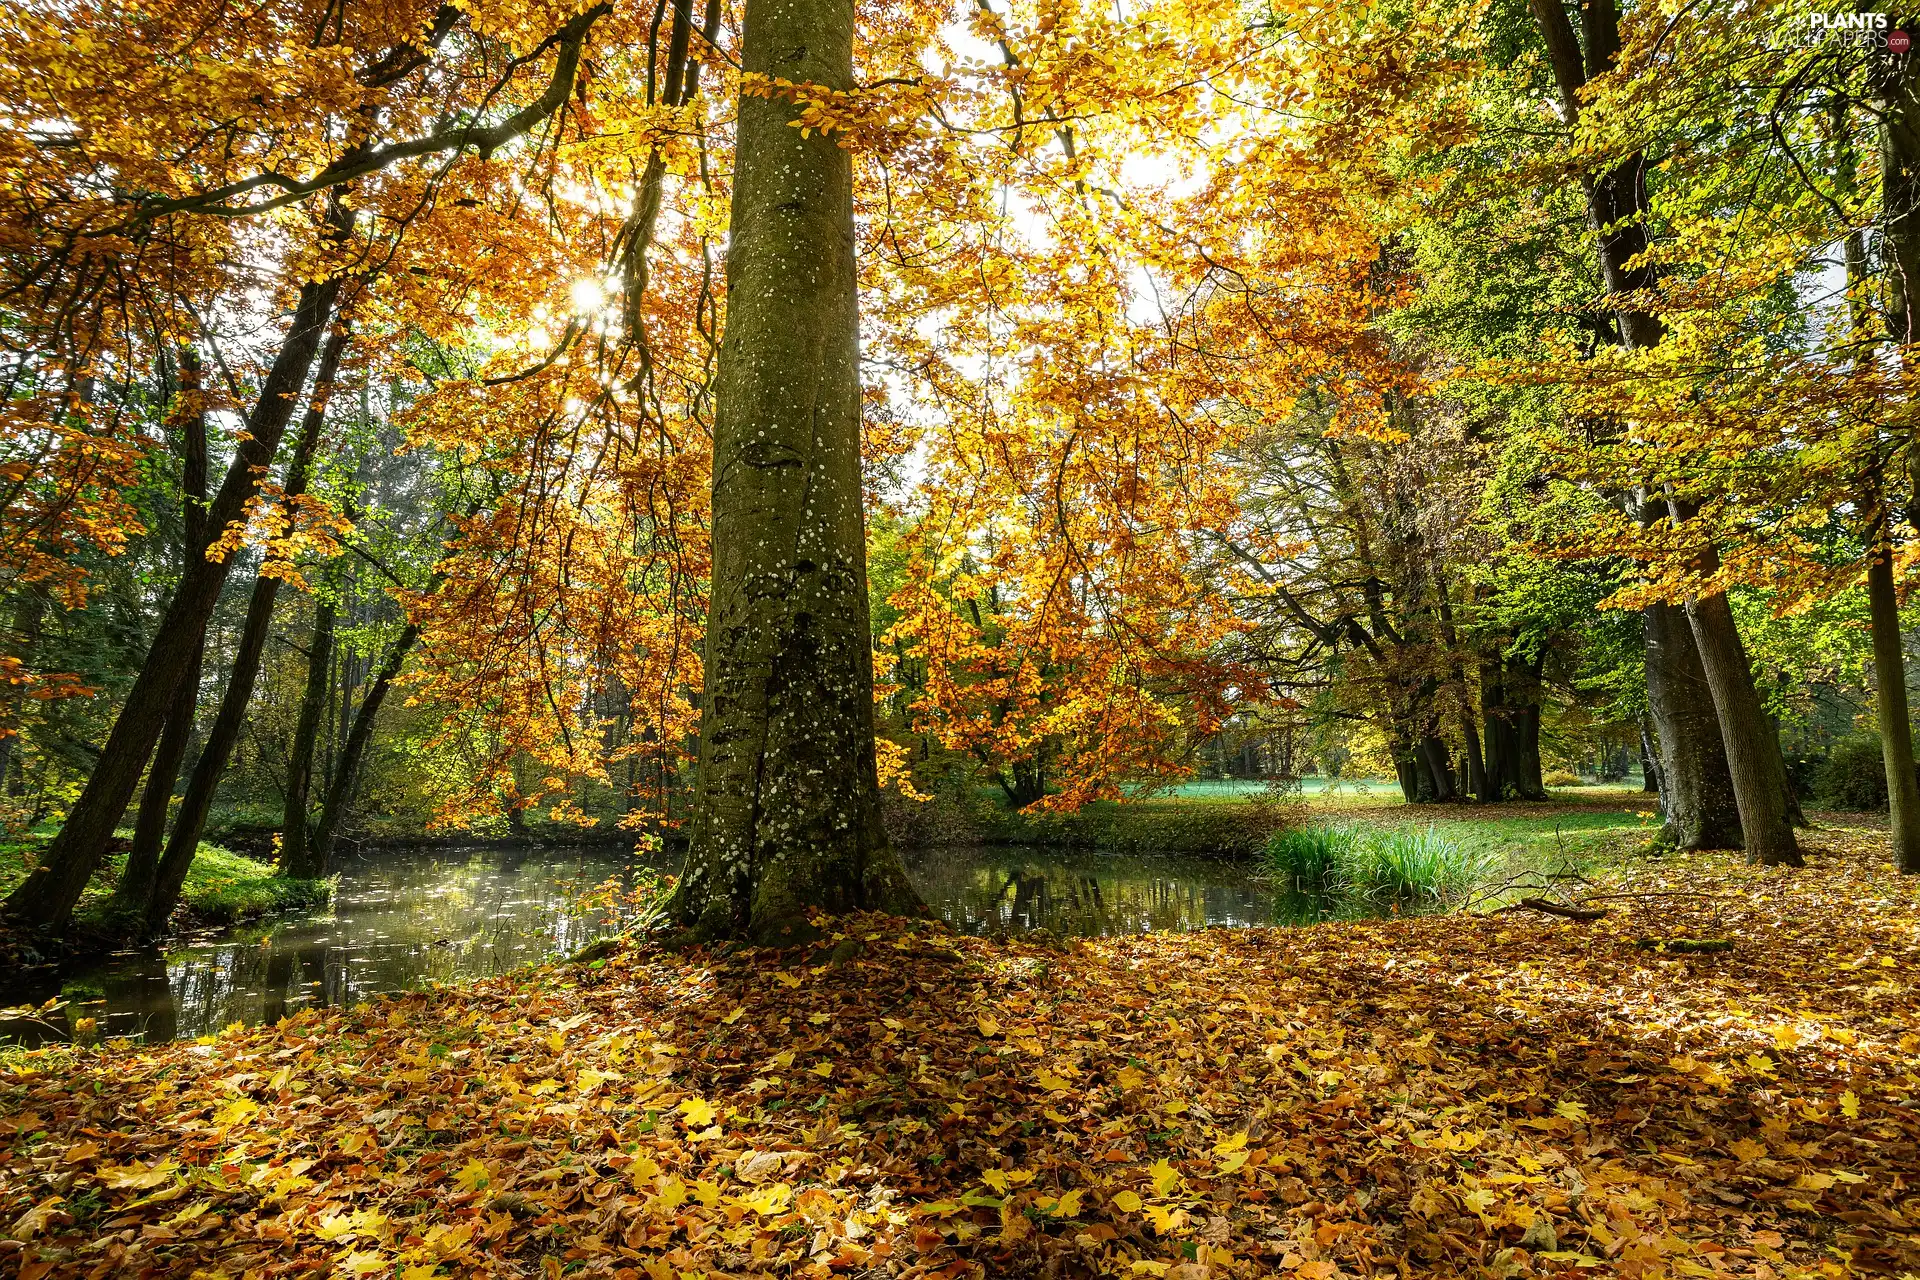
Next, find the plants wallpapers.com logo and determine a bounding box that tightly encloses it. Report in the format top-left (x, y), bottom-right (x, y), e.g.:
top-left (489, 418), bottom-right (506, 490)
top-left (1773, 11), bottom-right (1913, 51)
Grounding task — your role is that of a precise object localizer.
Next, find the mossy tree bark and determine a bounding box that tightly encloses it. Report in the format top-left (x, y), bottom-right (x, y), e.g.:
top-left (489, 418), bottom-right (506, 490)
top-left (668, 0), bottom-right (923, 944)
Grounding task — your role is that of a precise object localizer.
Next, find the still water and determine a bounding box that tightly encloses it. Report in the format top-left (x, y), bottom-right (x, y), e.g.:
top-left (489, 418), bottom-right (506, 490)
top-left (3, 843), bottom-right (1366, 1044)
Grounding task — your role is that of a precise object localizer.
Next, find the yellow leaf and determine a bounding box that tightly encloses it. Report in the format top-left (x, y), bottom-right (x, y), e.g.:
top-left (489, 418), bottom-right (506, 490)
top-left (1143, 1204), bottom-right (1186, 1234)
top-left (773, 971), bottom-right (803, 988)
top-left (1115, 1066), bottom-right (1146, 1091)
top-left (1840, 1090), bottom-right (1861, 1119)
top-left (721, 1007), bottom-right (745, 1024)
top-left (1218, 1151), bottom-right (1250, 1175)
top-left (1728, 1138), bottom-right (1766, 1161)
top-left (1035, 1070), bottom-right (1070, 1091)
top-left (1148, 1159), bottom-right (1179, 1197)
top-left (977, 1013), bottom-right (1001, 1037)
top-left (1212, 1132), bottom-right (1248, 1156)
top-left (453, 1159), bottom-right (490, 1194)
top-left (808, 1062), bottom-right (833, 1078)
top-left (1045, 1189), bottom-right (1083, 1217)
top-left (678, 1097), bottom-right (717, 1127)
top-left (340, 1249), bottom-right (389, 1276)
top-left (734, 1183), bottom-right (792, 1215)
top-left (214, 1097), bottom-right (259, 1129)
top-left (981, 1170), bottom-right (1010, 1193)
top-left (100, 1162), bottom-right (176, 1190)
top-left (1113, 1190), bottom-right (1143, 1212)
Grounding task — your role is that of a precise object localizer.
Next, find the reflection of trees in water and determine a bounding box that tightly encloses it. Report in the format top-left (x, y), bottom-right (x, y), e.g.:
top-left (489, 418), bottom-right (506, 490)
top-left (40, 844), bottom-right (1379, 1046)
top-left (912, 847), bottom-right (1296, 937)
top-left (66, 845), bottom-right (647, 1042)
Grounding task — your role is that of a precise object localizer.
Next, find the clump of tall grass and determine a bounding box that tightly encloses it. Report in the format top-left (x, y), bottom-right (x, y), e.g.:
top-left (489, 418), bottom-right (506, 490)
top-left (1348, 827), bottom-right (1495, 901)
top-left (1261, 823), bottom-right (1362, 892)
top-left (1262, 823), bottom-right (1494, 903)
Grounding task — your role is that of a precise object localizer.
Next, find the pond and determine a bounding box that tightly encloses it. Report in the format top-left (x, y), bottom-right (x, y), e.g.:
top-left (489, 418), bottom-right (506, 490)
top-left (1, 842), bottom-right (1387, 1045)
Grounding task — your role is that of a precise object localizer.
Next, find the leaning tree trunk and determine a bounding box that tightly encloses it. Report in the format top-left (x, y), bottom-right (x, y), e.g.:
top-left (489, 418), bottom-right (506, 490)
top-left (137, 325), bottom-right (349, 934)
top-left (115, 349), bottom-right (211, 920)
top-left (1681, 568), bottom-right (1800, 866)
top-left (310, 616), bottom-right (422, 870)
top-left (668, 0), bottom-right (923, 945)
top-left (280, 592), bottom-right (336, 880)
top-left (3, 268), bottom-right (346, 928)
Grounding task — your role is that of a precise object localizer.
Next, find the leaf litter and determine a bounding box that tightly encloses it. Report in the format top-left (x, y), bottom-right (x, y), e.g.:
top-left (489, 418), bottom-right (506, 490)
top-left (1, 830), bottom-right (1916, 1278)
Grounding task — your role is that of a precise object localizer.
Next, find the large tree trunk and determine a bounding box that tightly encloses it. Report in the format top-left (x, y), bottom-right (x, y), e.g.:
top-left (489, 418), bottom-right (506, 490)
top-left (310, 618), bottom-right (421, 870)
top-left (1681, 575), bottom-right (1800, 866)
top-left (1480, 647), bottom-right (1547, 801)
top-left (3, 269), bottom-right (346, 928)
top-left (1644, 600), bottom-right (1740, 847)
top-left (667, 0), bottom-right (922, 945)
top-left (1870, 52), bottom-right (1920, 872)
top-left (1417, 735), bottom-right (1456, 803)
top-left (135, 325), bottom-right (348, 934)
top-left (1868, 498), bottom-right (1920, 872)
top-left (115, 349), bottom-right (211, 919)
top-left (1527, 0), bottom-right (1746, 843)
top-left (280, 593), bottom-right (336, 880)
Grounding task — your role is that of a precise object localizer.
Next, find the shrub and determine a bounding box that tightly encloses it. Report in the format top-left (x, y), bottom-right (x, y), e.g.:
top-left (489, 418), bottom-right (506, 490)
top-left (1814, 736), bottom-right (1889, 811)
top-left (1542, 769), bottom-right (1583, 788)
top-left (1262, 824), bottom-right (1361, 892)
top-left (1347, 827), bottom-right (1495, 902)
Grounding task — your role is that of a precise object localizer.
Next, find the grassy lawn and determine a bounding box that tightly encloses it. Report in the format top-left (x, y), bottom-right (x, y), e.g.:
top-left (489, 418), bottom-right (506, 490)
top-left (0, 830), bottom-right (329, 929)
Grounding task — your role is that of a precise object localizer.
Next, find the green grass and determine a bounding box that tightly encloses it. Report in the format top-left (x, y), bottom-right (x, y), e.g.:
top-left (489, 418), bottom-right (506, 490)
top-left (172, 843), bottom-right (331, 925)
top-left (1262, 823), bottom-right (1498, 902)
top-left (0, 830), bottom-right (329, 930)
top-left (1263, 823), bottom-right (1363, 892)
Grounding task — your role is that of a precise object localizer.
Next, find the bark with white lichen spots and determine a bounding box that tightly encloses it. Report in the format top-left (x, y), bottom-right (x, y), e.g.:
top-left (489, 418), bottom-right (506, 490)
top-left (667, 0), bottom-right (924, 945)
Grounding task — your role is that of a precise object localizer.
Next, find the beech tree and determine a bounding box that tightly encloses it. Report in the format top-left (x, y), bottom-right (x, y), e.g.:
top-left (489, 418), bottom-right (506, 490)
top-left (664, 0), bottom-right (925, 944)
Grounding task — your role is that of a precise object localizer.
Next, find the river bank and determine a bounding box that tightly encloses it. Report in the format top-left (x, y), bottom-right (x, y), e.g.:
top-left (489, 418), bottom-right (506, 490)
top-left (2, 828), bottom-right (1913, 1278)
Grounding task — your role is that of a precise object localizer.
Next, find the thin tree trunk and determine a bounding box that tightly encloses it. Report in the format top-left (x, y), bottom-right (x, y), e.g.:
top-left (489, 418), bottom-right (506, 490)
top-left (668, 0), bottom-right (922, 944)
top-left (4, 265), bottom-right (347, 928)
top-left (0, 584), bottom-right (49, 796)
top-left (1868, 497), bottom-right (1920, 872)
top-left (138, 325), bottom-right (349, 934)
top-left (310, 618), bottom-right (421, 870)
top-left (115, 349), bottom-right (211, 919)
top-left (280, 594), bottom-right (335, 879)
top-left (1638, 716), bottom-right (1660, 794)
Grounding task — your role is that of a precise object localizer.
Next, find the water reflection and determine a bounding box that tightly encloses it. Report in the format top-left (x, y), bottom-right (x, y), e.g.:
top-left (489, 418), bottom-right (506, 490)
top-left (2, 842), bottom-right (1380, 1045)
top-left (905, 845), bottom-right (1382, 937)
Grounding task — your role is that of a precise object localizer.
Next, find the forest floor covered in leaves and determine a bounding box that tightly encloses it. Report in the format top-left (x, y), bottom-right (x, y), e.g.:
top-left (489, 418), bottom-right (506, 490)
top-left (1, 825), bottom-right (1915, 1279)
